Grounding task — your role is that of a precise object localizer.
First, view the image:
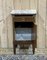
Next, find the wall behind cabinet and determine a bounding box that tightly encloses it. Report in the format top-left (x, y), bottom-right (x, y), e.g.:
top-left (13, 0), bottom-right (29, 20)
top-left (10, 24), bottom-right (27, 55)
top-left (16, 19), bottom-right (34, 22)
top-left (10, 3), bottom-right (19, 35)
top-left (13, 0), bottom-right (37, 10)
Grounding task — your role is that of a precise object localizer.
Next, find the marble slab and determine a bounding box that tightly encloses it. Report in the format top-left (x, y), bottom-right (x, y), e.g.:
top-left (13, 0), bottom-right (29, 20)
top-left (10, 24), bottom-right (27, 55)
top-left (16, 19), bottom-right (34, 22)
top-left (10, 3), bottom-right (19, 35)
top-left (10, 10), bottom-right (37, 15)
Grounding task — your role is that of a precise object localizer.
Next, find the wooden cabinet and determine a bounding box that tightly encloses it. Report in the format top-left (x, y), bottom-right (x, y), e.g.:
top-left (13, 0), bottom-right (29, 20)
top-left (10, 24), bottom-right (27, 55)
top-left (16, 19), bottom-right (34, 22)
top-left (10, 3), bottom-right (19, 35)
top-left (13, 15), bottom-right (37, 54)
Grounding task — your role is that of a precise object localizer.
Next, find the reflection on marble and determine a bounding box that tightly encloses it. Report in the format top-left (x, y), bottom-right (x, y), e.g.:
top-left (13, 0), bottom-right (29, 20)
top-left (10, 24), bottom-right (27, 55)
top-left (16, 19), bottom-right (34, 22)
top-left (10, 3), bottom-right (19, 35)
top-left (15, 28), bottom-right (33, 41)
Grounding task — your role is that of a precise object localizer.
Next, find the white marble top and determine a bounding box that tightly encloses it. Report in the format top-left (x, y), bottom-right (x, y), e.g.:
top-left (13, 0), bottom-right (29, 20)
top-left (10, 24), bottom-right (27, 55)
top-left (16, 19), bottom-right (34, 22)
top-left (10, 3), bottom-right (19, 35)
top-left (10, 10), bottom-right (37, 15)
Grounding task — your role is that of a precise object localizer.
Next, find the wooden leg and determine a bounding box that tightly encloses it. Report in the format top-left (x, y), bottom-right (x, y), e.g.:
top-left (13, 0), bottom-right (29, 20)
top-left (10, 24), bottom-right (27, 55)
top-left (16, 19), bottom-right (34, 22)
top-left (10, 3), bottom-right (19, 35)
top-left (33, 45), bottom-right (35, 54)
top-left (32, 43), bottom-right (35, 54)
top-left (13, 45), bottom-right (16, 54)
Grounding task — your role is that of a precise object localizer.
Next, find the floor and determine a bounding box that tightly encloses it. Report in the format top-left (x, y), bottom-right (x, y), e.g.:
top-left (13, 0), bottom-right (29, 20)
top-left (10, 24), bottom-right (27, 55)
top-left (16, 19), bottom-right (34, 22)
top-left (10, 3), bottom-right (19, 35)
top-left (0, 55), bottom-right (47, 60)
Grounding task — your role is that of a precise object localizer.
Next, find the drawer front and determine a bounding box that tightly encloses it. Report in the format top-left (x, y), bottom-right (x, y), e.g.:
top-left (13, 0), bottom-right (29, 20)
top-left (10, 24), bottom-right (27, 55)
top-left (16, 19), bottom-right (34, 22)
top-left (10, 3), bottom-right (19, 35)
top-left (14, 17), bottom-right (25, 22)
top-left (25, 17), bottom-right (35, 22)
top-left (13, 16), bottom-right (35, 22)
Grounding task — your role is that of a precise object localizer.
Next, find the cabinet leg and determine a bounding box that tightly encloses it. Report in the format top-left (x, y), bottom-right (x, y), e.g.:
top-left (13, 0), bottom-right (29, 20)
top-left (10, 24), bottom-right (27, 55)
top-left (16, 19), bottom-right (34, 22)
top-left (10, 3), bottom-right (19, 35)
top-left (32, 44), bottom-right (35, 54)
top-left (13, 46), bottom-right (16, 54)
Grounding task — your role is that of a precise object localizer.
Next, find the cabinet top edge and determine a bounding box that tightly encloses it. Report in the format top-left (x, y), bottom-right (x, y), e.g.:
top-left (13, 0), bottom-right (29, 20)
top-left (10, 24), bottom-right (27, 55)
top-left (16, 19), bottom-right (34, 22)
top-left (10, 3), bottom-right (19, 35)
top-left (10, 10), bottom-right (37, 16)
